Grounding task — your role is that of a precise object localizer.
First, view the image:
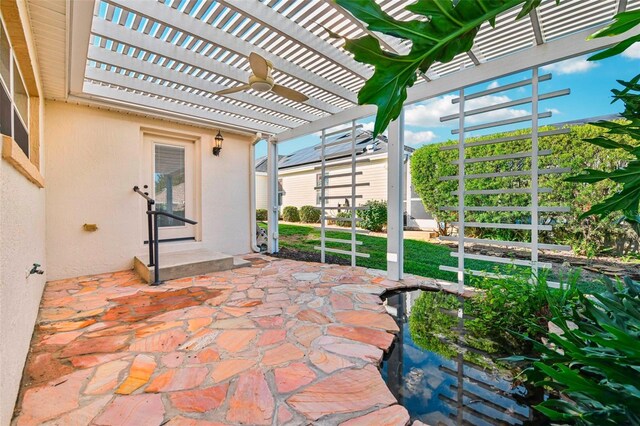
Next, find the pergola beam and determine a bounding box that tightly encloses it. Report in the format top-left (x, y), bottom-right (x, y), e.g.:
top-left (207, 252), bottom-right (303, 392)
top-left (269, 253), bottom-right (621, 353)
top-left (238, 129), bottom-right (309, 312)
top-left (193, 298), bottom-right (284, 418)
top-left (83, 78), bottom-right (284, 134)
top-left (617, 0), bottom-right (628, 13)
top-left (87, 45), bottom-right (318, 124)
top-left (68, 0), bottom-right (96, 95)
top-left (276, 24), bottom-right (640, 142)
top-left (529, 9), bottom-right (546, 45)
top-left (104, 0), bottom-right (358, 105)
top-left (218, 0), bottom-right (372, 80)
top-left (91, 18), bottom-right (342, 115)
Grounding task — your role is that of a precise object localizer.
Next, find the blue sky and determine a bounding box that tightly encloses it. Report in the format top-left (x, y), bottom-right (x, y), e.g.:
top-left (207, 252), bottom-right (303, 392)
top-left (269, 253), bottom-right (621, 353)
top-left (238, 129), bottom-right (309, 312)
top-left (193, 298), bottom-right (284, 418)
top-left (257, 44), bottom-right (640, 158)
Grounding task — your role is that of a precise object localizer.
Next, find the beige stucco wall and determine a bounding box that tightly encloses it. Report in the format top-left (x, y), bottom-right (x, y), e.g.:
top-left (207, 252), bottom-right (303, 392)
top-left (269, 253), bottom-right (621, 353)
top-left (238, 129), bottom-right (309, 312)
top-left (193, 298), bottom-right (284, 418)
top-left (0, 146), bottom-right (47, 426)
top-left (45, 101), bottom-right (253, 280)
top-left (0, 4), bottom-right (47, 424)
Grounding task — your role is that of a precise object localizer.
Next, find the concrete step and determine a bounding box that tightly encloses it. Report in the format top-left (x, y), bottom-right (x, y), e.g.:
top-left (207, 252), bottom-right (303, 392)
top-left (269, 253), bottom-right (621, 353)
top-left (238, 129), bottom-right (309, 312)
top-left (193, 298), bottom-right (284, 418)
top-left (134, 248), bottom-right (241, 283)
top-left (233, 256), bottom-right (252, 269)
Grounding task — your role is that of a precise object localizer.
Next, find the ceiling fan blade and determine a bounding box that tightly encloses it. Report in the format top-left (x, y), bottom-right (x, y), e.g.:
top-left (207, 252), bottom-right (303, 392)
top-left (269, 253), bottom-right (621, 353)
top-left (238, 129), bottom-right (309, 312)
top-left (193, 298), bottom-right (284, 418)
top-left (271, 84), bottom-right (309, 102)
top-left (215, 85), bottom-right (251, 96)
top-left (249, 52), bottom-right (270, 79)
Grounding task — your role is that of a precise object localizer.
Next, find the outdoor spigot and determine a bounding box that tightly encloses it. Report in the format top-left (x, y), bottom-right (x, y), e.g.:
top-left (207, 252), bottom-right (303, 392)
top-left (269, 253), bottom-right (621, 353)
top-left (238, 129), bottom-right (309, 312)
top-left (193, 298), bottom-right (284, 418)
top-left (29, 263), bottom-right (44, 276)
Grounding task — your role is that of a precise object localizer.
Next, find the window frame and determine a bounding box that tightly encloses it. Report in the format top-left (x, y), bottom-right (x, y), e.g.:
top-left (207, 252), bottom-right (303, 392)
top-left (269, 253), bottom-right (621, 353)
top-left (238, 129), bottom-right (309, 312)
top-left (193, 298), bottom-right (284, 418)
top-left (0, 15), bottom-right (29, 158)
top-left (0, 2), bottom-right (43, 188)
top-left (315, 173), bottom-right (329, 206)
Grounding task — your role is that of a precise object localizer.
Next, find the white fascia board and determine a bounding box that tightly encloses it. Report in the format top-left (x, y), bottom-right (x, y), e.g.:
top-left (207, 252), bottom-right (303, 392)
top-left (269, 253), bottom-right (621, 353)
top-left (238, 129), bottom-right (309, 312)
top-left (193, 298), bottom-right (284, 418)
top-left (219, 0), bottom-right (372, 80)
top-left (67, 92), bottom-right (255, 136)
top-left (82, 81), bottom-right (282, 134)
top-left (68, 0), bottom-right (96, 95)
top-left (91, 18), bottom-right (342, 115)
top-left (88, 46), bottom-right (320, 123)
top-left (104, 0), bottom-right (357, 106)
top-left (86, 52), bottom-right (301, 129)
top-left (276, 24), bottom-right (640, 142)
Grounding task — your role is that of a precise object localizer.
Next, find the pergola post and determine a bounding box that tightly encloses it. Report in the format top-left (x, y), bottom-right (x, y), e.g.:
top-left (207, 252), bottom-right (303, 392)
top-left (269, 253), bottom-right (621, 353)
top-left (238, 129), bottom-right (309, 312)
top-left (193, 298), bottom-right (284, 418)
top-left (387, 112), bottom-right (405, 280)
top-left (267, 136), bottom-right (279, 254)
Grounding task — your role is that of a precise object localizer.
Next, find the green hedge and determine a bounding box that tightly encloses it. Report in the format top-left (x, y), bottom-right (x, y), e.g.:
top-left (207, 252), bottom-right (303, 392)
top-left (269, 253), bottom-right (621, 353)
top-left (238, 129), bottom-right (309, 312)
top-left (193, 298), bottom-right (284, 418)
top-left (410, 124), bottom-right (639, 256)
top-left (282, 206), bottom-right (300, 222)
top-left (299, 205), bottom-right (320, 223)
top-left (256, 209), bottom-right (267, 221)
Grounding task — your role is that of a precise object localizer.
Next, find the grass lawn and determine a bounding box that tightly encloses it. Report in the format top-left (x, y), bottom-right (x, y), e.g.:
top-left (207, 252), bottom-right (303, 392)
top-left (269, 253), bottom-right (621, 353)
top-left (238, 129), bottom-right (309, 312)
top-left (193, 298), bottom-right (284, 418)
top-left (260, 222), bottom-right (604, 293)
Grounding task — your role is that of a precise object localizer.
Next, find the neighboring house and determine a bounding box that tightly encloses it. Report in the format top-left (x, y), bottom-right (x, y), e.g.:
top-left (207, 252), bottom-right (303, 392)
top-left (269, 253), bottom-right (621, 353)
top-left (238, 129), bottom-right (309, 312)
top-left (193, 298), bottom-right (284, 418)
top-left (256, 130), bottom-right (437, 231)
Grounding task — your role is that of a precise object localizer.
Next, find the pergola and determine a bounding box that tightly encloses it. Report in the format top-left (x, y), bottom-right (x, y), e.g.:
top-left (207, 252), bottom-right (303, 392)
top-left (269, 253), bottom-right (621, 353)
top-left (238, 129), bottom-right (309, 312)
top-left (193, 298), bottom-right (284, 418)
top-left (30, 0), bottom-right (640, 280)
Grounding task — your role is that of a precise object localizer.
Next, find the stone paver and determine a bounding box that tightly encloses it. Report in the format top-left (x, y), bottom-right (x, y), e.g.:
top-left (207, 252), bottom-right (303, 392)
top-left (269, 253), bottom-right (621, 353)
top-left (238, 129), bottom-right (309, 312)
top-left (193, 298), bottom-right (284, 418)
top-left (13, 255), bottom-right (450, 425)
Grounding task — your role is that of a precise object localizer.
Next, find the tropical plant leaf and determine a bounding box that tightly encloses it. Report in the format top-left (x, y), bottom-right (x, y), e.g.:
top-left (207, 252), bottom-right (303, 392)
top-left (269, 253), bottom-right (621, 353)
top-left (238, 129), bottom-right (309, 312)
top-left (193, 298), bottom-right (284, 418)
top-left (335, 0), bottom-right (542, 136)
top-left (588, 34), bottom-right (640, 61)
top-left (582, 136), bottom-right (636, 152)
top-left (565, 168), bottom-right (612, 184)
top-left (579, 170), bottom-right (640, 219)
top-left (588, 10), bottom-right (640, 61)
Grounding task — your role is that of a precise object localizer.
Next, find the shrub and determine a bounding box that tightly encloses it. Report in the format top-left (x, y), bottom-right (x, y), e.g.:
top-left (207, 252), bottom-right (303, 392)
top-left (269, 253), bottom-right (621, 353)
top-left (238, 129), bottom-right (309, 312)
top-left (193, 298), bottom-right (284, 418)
top-left (282, 206), bottom-right (300, 222)
top-left (256, 209), bottom-right (267, 221)
top-left (512, 277), bottom-right (640, 425)
top-left (358, 200), bottom-right (387, 232)
top-left (299, 205), bottom-right (320, 223)
top-left (410, 124), bottom-right (639, 255)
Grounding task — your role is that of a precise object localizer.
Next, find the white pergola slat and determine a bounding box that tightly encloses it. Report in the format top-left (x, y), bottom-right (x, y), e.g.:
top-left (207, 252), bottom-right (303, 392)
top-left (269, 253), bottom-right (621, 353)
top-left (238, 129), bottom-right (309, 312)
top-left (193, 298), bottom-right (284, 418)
top-left (86, 45), bottom-right (316, 124)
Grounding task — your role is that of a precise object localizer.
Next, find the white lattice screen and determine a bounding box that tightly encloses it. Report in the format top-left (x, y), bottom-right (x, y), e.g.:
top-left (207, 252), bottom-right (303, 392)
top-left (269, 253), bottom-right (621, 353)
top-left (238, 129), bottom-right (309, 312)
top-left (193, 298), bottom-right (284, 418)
top-left (437, 68), bottom-right (572, 289)
top-left (314, 121), bottom-right (370, 266)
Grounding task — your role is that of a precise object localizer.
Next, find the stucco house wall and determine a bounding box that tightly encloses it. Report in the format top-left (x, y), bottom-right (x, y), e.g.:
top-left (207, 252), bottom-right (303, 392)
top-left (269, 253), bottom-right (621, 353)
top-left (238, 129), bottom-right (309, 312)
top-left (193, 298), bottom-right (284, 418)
top-left (45, 101), bottom-right (253, 281)
top-left (279, 156), bottom-right (389, 209)
top-left (0, 3), bottom-right (47, 424)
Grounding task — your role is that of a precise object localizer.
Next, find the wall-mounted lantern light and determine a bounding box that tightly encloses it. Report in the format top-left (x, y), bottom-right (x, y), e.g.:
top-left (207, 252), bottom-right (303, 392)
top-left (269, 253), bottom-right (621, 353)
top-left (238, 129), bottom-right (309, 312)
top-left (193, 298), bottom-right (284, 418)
top-left (213, 130), bottom-right (224, 156)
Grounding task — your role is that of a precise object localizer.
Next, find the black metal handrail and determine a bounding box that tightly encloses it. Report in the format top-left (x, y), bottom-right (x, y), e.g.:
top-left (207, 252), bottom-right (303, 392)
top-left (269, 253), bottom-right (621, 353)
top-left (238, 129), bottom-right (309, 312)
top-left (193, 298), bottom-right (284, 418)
top-left (133, 185), bottom-right (197, 286)
top-left (147, 210), bottom-right (197, 285)
top-left (134, 185), bottom-right (156, 268)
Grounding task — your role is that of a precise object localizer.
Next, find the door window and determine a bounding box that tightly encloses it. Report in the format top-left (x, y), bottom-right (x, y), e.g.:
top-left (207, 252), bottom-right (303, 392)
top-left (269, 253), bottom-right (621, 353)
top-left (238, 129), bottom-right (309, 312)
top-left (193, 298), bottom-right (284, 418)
top-left (154, 144), bottom-right (186, 227)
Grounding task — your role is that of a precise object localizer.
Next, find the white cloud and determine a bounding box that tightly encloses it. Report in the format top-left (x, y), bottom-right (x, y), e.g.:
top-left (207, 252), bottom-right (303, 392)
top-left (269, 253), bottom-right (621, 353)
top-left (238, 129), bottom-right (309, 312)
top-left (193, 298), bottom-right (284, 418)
top-left (405, 94), bottom-right (529, 128)
top-left (541, 56), bottom-right (598, 75)
top-left (487, 81), bottom-right (500, 89)
top-left (404, 130), bottom-right (437, 147)
top-left (545, 107), bottom-right (561, 115)
top-left (622, 43), bottom-right (640, 59)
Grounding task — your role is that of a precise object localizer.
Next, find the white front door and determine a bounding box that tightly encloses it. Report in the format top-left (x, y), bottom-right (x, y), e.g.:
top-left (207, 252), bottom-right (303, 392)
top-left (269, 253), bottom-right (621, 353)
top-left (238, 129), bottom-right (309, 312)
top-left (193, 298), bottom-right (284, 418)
top-left (144, 134), bottom-right (196, 241)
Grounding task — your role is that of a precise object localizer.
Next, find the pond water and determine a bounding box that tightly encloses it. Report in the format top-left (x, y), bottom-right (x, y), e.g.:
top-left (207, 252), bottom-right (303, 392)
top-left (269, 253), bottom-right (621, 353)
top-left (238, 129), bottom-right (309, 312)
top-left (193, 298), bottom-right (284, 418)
top-left (380, 289), bottom-right (547, 426)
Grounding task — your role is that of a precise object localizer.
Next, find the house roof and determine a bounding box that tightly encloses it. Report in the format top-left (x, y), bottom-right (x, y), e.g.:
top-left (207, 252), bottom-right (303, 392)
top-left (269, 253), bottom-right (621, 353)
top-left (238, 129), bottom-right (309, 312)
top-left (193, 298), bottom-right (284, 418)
top-left (255, 128), bottom-right (413, 172)
top-left (25, 0), bottom-right (639, 138)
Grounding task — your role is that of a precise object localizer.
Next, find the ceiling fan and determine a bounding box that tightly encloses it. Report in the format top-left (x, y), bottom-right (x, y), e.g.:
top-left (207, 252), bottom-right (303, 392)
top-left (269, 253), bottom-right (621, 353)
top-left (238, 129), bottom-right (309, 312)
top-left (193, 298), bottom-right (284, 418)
top-left (215, 53), bottom-right (309, 103)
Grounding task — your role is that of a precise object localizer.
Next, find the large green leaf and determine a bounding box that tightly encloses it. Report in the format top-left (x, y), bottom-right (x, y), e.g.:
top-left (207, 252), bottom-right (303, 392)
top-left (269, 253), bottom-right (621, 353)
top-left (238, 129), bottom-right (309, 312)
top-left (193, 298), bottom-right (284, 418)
top-left (577, 163), bottom-right (640, 219)
top-left (335, 0), bottom-right (540, 136)
top-left (588, 10), bottom-right (640, 61)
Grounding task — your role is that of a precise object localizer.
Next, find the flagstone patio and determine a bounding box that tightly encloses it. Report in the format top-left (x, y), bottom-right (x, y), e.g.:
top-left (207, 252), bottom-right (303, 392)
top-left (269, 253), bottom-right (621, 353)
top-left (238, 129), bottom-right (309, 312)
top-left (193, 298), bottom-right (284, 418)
top-left (12, 255), bottom-right (463, 426)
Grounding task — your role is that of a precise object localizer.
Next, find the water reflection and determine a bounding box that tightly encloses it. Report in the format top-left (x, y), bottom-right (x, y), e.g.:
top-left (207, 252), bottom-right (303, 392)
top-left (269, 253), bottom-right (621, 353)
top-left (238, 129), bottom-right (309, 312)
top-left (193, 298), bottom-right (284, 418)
top-left (381, 289), bottom-right (545, 426)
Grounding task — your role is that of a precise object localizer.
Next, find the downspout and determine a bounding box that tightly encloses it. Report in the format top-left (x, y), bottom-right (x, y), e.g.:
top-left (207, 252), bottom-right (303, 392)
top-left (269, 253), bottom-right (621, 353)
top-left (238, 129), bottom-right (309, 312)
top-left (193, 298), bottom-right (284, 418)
top-left (250, 133), bottom-right (264, 252)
